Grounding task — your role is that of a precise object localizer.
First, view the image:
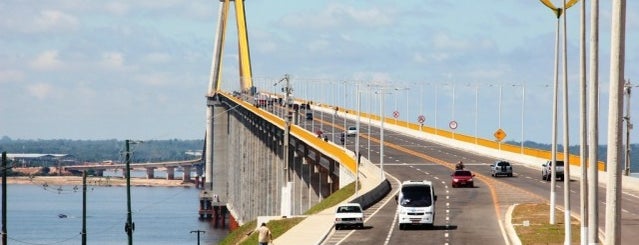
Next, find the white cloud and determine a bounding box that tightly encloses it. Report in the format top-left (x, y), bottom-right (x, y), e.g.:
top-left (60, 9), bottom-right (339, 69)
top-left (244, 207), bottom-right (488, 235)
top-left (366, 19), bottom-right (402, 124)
top-left (412, 53), bottom-right (426, 63)
top-left (26, 83), bottom-right (54, 100)
top-left (341, 5), bottom-right (392, 26)
top-left (280, 3), bottom-right (394, 30)
top-left (307, 39), bottom-right (330, 53)
top-left (468, 68), bottom-right (506, 80)
top-left (135, 72), bottom-right (172, 86)
top-left (32, 10), bottom-right (78, 32)
top-left (30, 50), bottom-right (64, 70)
top-left (143, 52), bottom-right (171, 63)
top-left (100, 52), bottom-right (125, 69)
top-left (105, 2), bottom-right (130, 15)
top-left (432, 33), bottom-right (471, 51)
top-left (0, 70), bottom-right (25, 83)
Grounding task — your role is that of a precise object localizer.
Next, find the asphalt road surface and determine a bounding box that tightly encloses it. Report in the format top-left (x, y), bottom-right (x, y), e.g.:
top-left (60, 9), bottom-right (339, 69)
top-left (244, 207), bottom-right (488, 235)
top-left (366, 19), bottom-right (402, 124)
top-left (274, 104), bottom-right (639, 244)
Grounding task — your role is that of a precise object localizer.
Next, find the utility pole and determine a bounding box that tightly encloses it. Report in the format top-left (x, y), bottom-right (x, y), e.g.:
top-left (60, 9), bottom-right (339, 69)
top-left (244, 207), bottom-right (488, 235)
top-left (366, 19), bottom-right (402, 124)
top-left (124, 140), bottom-right (135, 245)
top-left (82, 170), bottom-right (87, 245)
top-left (2, 151), bottom-right (7, 245)
top-left (624, 79), bottom-right (633, 176)
top-left (190, 230), bottom-right (205, 245)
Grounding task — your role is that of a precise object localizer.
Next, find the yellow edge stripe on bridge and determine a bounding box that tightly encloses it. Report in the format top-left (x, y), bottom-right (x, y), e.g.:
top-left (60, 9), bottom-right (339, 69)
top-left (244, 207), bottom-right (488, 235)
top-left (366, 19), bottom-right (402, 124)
top-left (220, 92), bottom-right (357, 175)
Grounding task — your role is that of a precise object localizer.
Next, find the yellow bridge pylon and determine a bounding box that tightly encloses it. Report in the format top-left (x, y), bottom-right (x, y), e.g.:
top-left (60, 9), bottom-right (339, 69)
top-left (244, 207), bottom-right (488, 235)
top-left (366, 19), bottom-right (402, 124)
top-left (208, 0), bottom-right (254, 95)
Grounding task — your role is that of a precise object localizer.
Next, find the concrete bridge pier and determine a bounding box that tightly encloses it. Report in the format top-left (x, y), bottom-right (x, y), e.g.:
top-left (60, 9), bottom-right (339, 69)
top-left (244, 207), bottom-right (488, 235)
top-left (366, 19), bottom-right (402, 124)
top-left (94, 169), bottom-right (104, 177)
top-left (145, 167), bottom-right (155, 179)
top-left (182, 166), bottom-right (192, 181)
top-left (166, 166), bottom-right (175, 180)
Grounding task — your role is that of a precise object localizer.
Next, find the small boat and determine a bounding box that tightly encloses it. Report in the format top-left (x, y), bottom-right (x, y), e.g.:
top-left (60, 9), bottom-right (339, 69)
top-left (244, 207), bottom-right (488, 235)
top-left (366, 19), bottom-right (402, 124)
top-left (58, 214), bottom-right (67, 218)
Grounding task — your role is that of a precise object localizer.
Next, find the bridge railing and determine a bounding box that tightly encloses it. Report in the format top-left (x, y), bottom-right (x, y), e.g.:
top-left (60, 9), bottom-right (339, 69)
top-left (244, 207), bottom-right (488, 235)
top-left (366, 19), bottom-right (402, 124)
top-left (220, 91), bottom-right (357, 174)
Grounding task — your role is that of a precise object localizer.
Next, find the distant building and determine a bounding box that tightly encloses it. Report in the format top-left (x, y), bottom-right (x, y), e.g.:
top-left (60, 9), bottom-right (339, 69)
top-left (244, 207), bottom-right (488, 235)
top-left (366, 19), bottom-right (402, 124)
top-left (6, 153), bottom-right (76, 168)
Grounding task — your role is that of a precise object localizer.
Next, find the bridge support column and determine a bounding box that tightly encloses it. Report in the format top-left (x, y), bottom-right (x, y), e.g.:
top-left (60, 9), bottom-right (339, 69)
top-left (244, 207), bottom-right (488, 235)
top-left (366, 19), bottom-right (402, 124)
top-left (145, 167), bottom-right (155, 179)
top-left (182, 166), bottom-right (192, 181)
top-left (166, 167), bottom-right (175, 180)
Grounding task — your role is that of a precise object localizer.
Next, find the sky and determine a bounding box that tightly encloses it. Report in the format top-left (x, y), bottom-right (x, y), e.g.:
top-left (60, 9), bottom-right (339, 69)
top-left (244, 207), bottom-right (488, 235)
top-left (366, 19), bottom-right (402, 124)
top-left (1, 0), bottom-right (639, 145)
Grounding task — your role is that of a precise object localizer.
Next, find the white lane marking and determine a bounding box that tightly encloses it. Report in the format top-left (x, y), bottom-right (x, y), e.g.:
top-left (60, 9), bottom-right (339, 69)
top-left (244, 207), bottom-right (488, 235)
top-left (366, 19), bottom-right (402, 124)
top-left (623, 191), bottom-right (639, 199)
top-left (382, 173), bottom-right (402, 245)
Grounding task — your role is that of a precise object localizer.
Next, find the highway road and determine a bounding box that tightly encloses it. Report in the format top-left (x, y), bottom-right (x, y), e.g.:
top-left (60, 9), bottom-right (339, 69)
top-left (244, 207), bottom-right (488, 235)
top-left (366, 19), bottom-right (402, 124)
top-left (268, 104), bottom-right (639, 244)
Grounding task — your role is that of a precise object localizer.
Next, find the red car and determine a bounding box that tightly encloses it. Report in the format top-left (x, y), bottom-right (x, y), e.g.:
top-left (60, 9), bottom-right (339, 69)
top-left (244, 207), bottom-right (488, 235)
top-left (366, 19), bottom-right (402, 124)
top-left (451, 170), bottom-right (475, 188)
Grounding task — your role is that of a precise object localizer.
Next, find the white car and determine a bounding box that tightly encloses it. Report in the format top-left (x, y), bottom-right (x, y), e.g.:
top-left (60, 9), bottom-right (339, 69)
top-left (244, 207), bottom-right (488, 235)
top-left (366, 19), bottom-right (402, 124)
top-left (346, 126), bottom-right (357, 136)
top-left (334, 203), bottom-right (364, 230)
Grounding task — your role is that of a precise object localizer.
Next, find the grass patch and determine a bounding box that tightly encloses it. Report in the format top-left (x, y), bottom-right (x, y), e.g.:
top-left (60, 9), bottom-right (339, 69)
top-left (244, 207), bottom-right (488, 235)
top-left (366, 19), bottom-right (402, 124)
top-left (304, 181), bottom-right (357, 215)
top-left (512, 203), bottom-right (581, 244)
top-left (219, 181), bottom-right (358, 243)
top-left (218, 218), bottom-right (305, 245)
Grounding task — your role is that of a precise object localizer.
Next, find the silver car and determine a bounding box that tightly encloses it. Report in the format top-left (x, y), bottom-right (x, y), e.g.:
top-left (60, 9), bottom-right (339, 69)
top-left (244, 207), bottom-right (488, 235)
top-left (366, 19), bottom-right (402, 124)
top-left (490, 161), bottom-right (513, 177)
top-left (346, 126), bottom-right (357, 136)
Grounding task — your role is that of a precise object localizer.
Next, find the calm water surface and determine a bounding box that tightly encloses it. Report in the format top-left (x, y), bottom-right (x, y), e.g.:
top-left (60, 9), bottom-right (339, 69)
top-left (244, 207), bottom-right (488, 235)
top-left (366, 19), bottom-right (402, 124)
top-left (2, 183), bottom-right (228, 245)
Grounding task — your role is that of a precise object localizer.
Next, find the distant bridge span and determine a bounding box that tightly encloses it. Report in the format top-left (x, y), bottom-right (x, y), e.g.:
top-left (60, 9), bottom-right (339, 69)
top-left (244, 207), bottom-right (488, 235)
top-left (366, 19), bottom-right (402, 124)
top-left (63, 158), bottom-right (203, 180)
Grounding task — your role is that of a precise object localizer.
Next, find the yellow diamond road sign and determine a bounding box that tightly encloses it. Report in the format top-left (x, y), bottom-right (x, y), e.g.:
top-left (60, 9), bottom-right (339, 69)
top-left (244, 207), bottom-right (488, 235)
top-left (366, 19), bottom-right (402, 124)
top-left (494, 128), bottom-right (506, 142)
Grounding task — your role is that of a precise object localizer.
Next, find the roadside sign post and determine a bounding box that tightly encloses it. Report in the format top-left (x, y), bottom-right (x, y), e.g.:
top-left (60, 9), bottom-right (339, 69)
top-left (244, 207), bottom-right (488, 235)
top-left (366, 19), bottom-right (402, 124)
top-left (449, 120), bottom-right (458, 139)
top-left (418, 115), bottom-right (425, 131)
top-left (494, 128), bottom-right (507, 151)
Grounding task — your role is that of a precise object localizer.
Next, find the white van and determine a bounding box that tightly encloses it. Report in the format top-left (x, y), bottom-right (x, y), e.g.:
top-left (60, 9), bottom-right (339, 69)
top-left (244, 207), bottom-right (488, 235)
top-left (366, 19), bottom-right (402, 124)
top-left (396, 180), bottom-right (437, 230)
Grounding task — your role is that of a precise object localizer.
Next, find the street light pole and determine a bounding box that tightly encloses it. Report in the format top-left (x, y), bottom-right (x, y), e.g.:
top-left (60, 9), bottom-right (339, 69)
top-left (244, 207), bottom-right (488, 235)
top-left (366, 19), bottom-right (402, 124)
top-left (605, 1), bottom-right (626, 243)
top-left (379, 90), bottom-right (386, 179)
top-left (355, 83), bottom-right (362, 194)
top-left (587, 0), bottom-right (600, 242)
top-left (435, 83), bottom-right (439, 135)
top-left (406, 87), bottom-right (409, 127)
top-left (561, 0), bottom-right (572, 240)
top-left (497, 83), bottom-right (503, 151)
top-left (475, 84), bottom-right (479, 145)
top-left (368, 89), bottom-right (372, 161)
top-left (394, 87), bottom-right (409, 126)
top-left (371, 86), bottom-right (393, 180)
top-left (624, 80), bottom-right (633, 176)
top-left (513, 84), bottom-right (526, 154)
top-left (452, 83), bottom-right (456, 123)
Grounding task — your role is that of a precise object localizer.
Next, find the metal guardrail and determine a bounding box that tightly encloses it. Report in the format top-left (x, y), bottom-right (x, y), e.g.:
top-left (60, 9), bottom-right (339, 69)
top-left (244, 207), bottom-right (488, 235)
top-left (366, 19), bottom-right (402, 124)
top-left (219, 91), bottom-right (357, 174)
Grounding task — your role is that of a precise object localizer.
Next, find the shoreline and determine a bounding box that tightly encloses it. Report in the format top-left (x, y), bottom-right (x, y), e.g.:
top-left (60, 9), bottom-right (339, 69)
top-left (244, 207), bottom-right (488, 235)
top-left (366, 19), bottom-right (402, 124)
top-left (5, 176), bottom-right (197, 187)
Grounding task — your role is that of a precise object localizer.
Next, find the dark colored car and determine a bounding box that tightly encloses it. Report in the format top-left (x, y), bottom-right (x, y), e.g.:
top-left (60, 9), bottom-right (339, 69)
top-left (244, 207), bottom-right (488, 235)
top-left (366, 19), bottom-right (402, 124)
top-left (451, 170), bottom-right (475, 188)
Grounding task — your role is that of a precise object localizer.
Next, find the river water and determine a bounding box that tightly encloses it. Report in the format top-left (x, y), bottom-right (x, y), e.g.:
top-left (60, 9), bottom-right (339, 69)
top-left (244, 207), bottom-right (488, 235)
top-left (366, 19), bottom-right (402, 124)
top-left (2, 183), bottom-right (228, 245)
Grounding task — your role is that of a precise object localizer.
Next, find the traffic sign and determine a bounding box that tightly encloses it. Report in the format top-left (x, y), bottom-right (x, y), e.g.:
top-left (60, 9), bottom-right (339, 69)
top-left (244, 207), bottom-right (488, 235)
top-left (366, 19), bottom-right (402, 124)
top-left (393, 111), bottom-right (400, 118)
top-left (494, 128), bottom-right (507, 142)
top-left (449, 120), bottom-right (458, 130)
top-left (417, 115), bottom-right (425, 123)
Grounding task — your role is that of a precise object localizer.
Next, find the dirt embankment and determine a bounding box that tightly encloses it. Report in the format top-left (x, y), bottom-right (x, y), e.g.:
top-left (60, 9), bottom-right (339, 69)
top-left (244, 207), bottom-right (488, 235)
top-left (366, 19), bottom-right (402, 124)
top-left (6, 176), bottom-right (196, 187)
top-left (6, 167), bottom-right (196, 187)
